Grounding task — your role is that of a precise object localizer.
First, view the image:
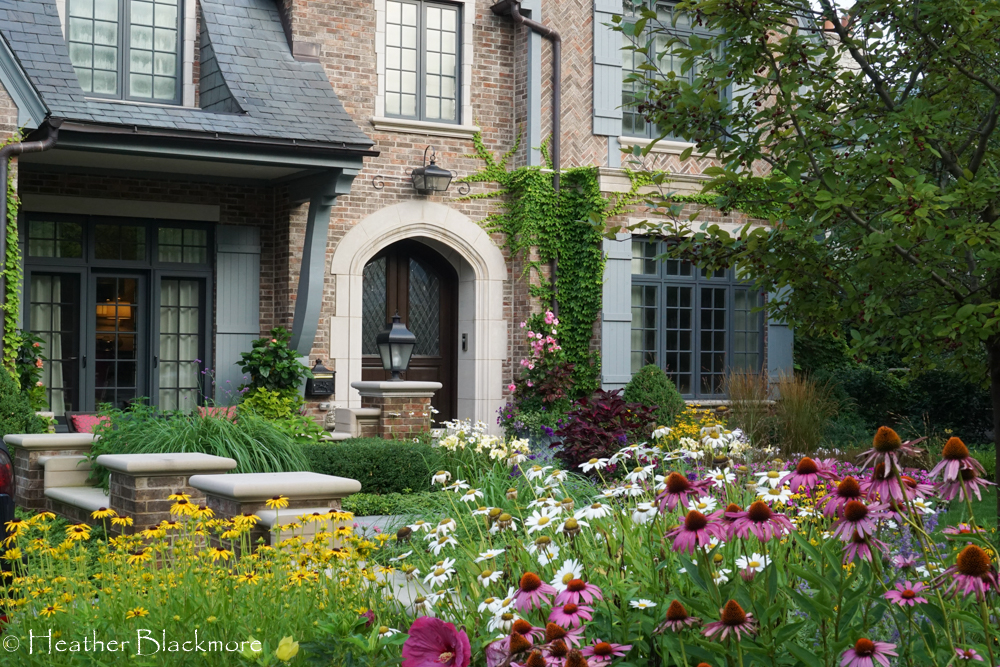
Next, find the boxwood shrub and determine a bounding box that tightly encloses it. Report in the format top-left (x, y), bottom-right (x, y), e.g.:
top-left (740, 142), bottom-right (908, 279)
top-left (300, 438), bottom-right (442, 494)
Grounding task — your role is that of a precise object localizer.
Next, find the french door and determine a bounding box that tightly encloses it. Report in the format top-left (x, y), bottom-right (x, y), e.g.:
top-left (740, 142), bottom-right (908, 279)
top-left (88, 273), bottom-right (147, 410)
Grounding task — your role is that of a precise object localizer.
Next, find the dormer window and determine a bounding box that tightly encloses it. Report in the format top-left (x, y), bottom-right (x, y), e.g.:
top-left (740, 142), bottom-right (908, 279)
top-left (67, 0), bottom-right (181, 103)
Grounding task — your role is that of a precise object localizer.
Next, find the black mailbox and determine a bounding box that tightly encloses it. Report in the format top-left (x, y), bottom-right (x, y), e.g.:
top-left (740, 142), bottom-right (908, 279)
top-left (305, 359), bottom-right (335, 397)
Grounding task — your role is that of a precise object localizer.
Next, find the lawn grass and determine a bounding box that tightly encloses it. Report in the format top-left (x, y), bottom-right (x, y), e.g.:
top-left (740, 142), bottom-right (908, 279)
top-left (939, 486), bottom-right (997, 542)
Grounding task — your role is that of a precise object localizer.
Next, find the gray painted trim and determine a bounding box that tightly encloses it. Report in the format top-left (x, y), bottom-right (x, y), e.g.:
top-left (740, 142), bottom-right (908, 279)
top-left (601, 233), bottom-right (632, 390)
top-left (593, 3), bottom-right (623, 139)
top-left (20, 194), bottom-right (220, 221)
top-left (521, 0), bottom-right (543, 166)
top-left (0, 33), bottom-right (48, 129)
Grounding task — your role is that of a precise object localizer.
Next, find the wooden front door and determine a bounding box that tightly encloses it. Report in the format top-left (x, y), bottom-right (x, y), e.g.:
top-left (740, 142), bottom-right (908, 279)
top-left (361, 241), bottom-right (458, 423)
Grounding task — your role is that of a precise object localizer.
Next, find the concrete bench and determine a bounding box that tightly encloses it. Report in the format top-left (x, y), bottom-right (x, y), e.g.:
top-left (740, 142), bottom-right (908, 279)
top-left (96, 453), bottom-right (237, 532)
top-left (189, 472), bottom-right (361, 548)
top-left (38, 455), bottom-right (92, 489)
top-left (4, 433), bottom-right (97, 510)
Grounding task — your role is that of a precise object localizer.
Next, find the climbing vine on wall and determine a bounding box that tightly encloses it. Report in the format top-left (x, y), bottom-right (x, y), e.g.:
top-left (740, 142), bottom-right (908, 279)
top-left (2, 134), bottom-right (23, 376)
top-left (458, 132), bottom-right (652, 389)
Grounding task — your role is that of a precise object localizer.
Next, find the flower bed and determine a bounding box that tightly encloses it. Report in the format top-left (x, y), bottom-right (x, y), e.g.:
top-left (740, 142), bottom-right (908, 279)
top-left (1, 425), bottom-right (997, 666)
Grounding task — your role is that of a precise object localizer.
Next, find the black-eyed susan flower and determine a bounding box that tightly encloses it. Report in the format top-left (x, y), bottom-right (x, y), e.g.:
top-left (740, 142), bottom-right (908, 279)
top-left (125, 607), bottom-right (149, 619)
top-left (39, 603), bottom-right (65, 617)
top-left (111, 516), bottom-right (134, 528)
top-left (169, 498), bottom-right (194, 516)
top-left (91, 507), bottom-right (117, 520)
top-left (208, 547), bottom-right (233, 563)
top-left (65, 524), bottom-right (91, 541)
top-left (237, 571), bottom-right (260, 585)
top-left (127, 549), bottom-right (152, 566)
top-left (265, 496), bottom-right (289, 510)
top-left (192, 505), bottom-right (214, 520)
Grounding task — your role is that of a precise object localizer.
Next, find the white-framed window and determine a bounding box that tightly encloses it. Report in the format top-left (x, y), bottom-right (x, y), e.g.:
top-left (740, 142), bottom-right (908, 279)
top-left (374, 0), bottom-right (477, 136)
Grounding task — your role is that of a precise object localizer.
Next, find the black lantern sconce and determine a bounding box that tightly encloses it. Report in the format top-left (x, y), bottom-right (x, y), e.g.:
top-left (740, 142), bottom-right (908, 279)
top-left (411, 146), bottom-right (454, 194)
top-left (376, 312), bottom-right (417, 380)
top-left (305, 359), bottom-right (336, 397)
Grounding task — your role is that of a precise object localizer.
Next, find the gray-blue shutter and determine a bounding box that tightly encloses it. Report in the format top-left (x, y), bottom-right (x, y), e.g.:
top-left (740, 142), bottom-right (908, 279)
top-left (766, 288), bottom-right (794, 383)
top-left (601, 234), bottom-right (633, 389)
top-left (593, 0), bottom-right (623, 136)
top-left (215, 225), bottom-right (261, 404)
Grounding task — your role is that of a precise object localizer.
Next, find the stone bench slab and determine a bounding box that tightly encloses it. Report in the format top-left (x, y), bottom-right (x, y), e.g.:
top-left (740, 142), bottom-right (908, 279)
top-left (188, 472), bottom-right (361, 502)
top-left (4, 433), bottom-right (96, 450)
top-left (96, 453), bottom-right (237, 476)
top-left (45, 486), bottom-right (110, 513)
top-left (38, 455), bottom-right (92, 489)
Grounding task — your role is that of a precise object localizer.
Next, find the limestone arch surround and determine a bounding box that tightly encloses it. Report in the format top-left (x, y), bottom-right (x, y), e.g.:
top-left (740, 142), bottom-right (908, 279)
top-left (329, 201), bottom-right (508, 431)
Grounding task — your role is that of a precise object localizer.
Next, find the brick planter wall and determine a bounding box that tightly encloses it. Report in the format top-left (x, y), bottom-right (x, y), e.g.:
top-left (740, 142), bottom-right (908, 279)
top-left (108, 474), bottom-right (212, 535)
top-left (360, 394), bottom-right (433, 440)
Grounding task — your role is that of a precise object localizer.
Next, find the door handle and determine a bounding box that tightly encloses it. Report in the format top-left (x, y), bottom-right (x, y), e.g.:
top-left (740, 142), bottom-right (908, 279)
top-left (153, 356), bottom-right (158, 369)
top-left (82, 355), bottom-right (87, 369)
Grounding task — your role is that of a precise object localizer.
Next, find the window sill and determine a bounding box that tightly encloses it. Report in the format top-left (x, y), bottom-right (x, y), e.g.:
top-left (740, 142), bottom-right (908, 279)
top-left (84, 97), bottom-right (195, 110)
top-left (371, 117), bottom-right (481, 139)
top-left (618, 135), bottom-right (716, 158)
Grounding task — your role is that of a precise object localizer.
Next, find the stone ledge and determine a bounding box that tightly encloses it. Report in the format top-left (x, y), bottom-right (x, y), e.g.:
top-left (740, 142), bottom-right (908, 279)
top-left (45, 486), bottom-right (110, 513)
top-left (189, 472), bottom-right (361, 502)
top-left (350, 380), bottom-right (442, 398)
top-left (96, 453), bottom-right (238, 476)
top-left (4, 433), bottom-right (96, 450)
top-left (370, 116), bottom-right (481, 139)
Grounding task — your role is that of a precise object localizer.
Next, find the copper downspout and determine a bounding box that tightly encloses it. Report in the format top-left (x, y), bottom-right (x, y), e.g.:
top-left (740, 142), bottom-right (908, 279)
top-left (0, 119), bottom-right (62, 364)
top-left (490, 0), bottom-right (560, 314)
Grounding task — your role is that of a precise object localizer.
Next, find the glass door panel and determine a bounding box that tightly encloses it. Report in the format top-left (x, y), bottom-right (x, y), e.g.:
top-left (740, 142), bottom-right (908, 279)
top-left (93, 275), bottom-right (143, 409)
top-left (28, 273), bottom-right (81, 423)
top-left (158, 278), bottom-right (202, 411)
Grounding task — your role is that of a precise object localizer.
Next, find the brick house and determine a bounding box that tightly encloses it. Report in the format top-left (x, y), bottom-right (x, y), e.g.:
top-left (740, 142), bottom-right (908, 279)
top-left (0, 0), bottom-right (791, 433)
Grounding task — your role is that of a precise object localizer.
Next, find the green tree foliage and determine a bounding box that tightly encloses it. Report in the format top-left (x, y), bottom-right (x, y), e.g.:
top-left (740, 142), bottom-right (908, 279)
top-left (238, 327), bottom-right (313, 393)
top-left (0, 368), bottom-right (46, 439)
top-left (617, 0), bottom-right (1000, 508)
top-left (623, 364), bottom-right (686, 427)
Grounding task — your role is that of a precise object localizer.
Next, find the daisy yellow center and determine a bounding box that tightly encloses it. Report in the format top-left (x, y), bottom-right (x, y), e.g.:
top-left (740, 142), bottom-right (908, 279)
top-left (767, 471), bottom-right (780, 479)
top-left (562, 573), bottom-right (575, 585)
top-left (564, 518), bottom-right (579, 530)
top-left (379, 626), bottom-right (389, 634)
top-left (434, 568), bottom-right (446, 576)
top-left (633, 467), bottom-right (644, 473)
top-left (767, 489), bottom-right (782, 496)
top-left (481, 570), bottom-right (493, 577)
top-left (591, 503), bottom-right (602, 509)
top-left (588, 458), bottom-right (599, 465)
top-left (537, 517), bottom-right (550, 526)
top-left (748, 560), bottom-right (761, 568)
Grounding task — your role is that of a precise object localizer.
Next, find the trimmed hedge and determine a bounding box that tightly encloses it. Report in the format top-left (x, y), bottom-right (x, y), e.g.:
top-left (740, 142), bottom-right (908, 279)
top-left (0, 370), bottom-right (46, 440)
top-left (300, 438), bottom-right (442, 495)
top-left (623, 364), bottom-right (685, 427)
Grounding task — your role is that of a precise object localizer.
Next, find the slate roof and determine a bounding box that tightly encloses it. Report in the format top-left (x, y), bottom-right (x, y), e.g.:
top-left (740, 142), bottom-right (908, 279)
top-left (0, 0), bottom-right (374, 149)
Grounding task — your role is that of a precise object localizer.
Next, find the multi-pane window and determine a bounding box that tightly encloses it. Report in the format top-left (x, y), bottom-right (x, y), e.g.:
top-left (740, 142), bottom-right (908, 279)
top-left (630, 238), bottom-right (763, 398)
top-left (67, 0), bottom-right (181, 103)
top-left (158, 228), bottom-right (208, 264)
top-left (621, 1), bottom-right (717, 138)
top-left (28, 221), bottom-right (83, 259)
top-left (384, 0), bottom-right (460, 123)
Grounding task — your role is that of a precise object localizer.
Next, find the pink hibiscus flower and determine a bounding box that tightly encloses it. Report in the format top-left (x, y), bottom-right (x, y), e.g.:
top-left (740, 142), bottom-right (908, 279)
top-left (402, 617), bottom-right (471, 667)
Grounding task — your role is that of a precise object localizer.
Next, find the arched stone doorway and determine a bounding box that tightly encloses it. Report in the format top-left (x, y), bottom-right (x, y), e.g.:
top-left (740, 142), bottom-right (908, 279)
top-left (328, 201), bottom-right (508, 431)
top-left (361, 240), bottom-right (459, 421)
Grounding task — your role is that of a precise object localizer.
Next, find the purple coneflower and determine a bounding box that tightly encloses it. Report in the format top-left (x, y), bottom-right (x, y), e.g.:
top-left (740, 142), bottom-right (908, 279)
top-left (840, 638), bottom-right (897, 667)
top-left (936, 545), bottom-right (1000, 599)
top-left (883, 581), bottom-right (928, 607)
top-left (543, 622), bottom-right (585, 649)
top-left (899, 474), bottom-right (935, 499)
top-left (822, 477), bottom-right (864, 518)
top-left (861, 463), bottom-right (908, 504)
top-left (702, 600), bottom-right (757, 641)
top-left (726, 501), bottom-right (794, 543)
top-left (580, 640), bottom-right (632, 666)
top-left (510, 619), bottom-right (545, 643)
top-left (955, 648), bottom-right (984, 662)
top-left (548, 602), bottom-right (593, 629)
top-left (780, 457), bottom-right (836, 493)
top-left (939, 468), bottom-right (996, 502)
top-left (655, 600), bottom-right (701, 632)
top-left (943, 523), bottom-right (984, 536)
top-left (554, 578), bottom-right (603, 606)
top-left (857, 426), bottom-right (924, 471)
top-left (891, 555), bottom-right (918, 571)
top-left (514, 572), bottom-right (557, 612)
top-left (843, 531), bottom-right (887, 564)
top-left (656, 472), bottom-right (710, 512)
top-left (832, 500), bottom-right (885, 542)
top-left (929, 437), bottom-right (986, 483)
top-left (668, 510), bottom-right (727, 555)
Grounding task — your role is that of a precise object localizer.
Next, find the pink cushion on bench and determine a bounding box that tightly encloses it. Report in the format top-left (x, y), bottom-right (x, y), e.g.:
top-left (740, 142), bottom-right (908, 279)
top-left (198, 406), bottom-right (238, 421)
top-left (70, 414), bottom-right (109, 434)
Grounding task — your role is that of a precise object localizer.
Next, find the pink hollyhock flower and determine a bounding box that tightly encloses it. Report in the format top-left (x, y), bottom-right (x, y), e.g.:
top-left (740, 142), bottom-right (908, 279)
top-left (548, 602), bottom-right (593, 628)
top-left (856, 426), bottom-right (925, 471)
top-left (402, 617), bottom-right (471, 667)
top-left (655, 600), bottom-right (701, 633)
top-left (780, 457), bottom-right (836, 493)
top-left (935, 545), bottom-right (1000, 599)
top-left (580, 639), bottom-right (632, 666)
top-left (929, 437), bottom-right (986, 483)
top-left (656, 472), bottom-right (710, 512)
top-left (514, 572), bottom-right (557, 612)
top-left (840, 638), bottom-right (897, 667)
top-left (702, 600), bottom-right (757, 641)
top-left (883, 581), bottom-right (928, 607)
top-left (939, 469), bottom-right (995, 502)
top-left (955, 648), bottom-right (984, 661)
top-left (554, 578), bottom-right (603, 606)
top-left (821, 477), bottom-right (864, 518)
top-left (667, 509), bottom-right (727, 555)
top-left (832, 500), bottom-right (886, 542)
top-left (726, 501), bottom-right (794, 543)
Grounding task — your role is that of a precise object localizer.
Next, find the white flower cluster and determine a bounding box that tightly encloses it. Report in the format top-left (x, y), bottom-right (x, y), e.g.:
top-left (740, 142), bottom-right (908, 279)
top-left (432, 418), bottom-right (529, 465)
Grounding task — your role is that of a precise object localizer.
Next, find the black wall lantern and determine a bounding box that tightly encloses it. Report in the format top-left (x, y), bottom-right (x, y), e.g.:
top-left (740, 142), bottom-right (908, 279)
top-left (376, 312), bottom-right (417, 380)
top-left (410, 145), bottom-right (454, 194)
top-left (305, 359), bottom-right (336, 397)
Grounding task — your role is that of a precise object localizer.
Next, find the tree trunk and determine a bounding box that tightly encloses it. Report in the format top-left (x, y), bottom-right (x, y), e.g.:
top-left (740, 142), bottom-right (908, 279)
top-left (988, 335), bottom-right (1000, 518)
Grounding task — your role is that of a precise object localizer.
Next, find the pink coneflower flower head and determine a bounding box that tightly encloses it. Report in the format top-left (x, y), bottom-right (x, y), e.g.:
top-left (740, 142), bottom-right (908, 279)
top-left (514, 572), bottom-right (557, 612)
top-left (860, 463), bottom-right (908, 504)
top-left (727, 501), bottom-right (794, 543)
top-left (402, 617), bottom-right (472, 667)
top-left (548, 602), bottom-right (593, 629)
top-left (544, 622), bottom-right (586, 649)
top-left (883, 581), bottom-right (928, 607)
top-left (702, 600), bottom-right (757, 641)
top-left (840, 638), bottom-right (897, 667)
top-left (943, 523), bottom-right (985, 537)
top-left (511, 619), bottom-right (545, 643)
top-left (781, 457), bottom-right (835, 493)
top-left (554, 578), bottom-right (603, 606)
top-left (668, 510), bottom-right (727, 555)
top-left (899, 474), bottom-right (935, 499)
top-left (656, 472), bottom-right (708, 512)
top-left (937, 545), bottom-right (1000, 599)
top-left (857, 426), bottom-right (923, 471)
top-left (955, 648), bottom-right (984, 661)
top-left (939, 468), bottom-right (996, 502)
top-left (891, 555), bottom-right (917, 571)
top-left (843, 531), bottom-right (887, 564)
top-left (832, 500), bottom-right (884, 542)
top-left (929, 437), bottom-right (986, 483)
top-left (580, 640), bottom-right (632, 666)
top-left (655, 600), bottom-right (701, 632)
top-left (822, 477), bottom-right (863, 517)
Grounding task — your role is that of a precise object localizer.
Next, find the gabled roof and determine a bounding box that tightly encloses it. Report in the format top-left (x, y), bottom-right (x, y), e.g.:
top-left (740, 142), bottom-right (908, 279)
top-left (0, 0), bottom-right (374, 150)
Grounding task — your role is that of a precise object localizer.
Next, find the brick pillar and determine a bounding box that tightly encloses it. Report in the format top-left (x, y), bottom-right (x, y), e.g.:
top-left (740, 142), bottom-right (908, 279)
top-left (3, 434), bottom-right (96, 511)
top-left (350, 381), bottom-right (442, 440)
